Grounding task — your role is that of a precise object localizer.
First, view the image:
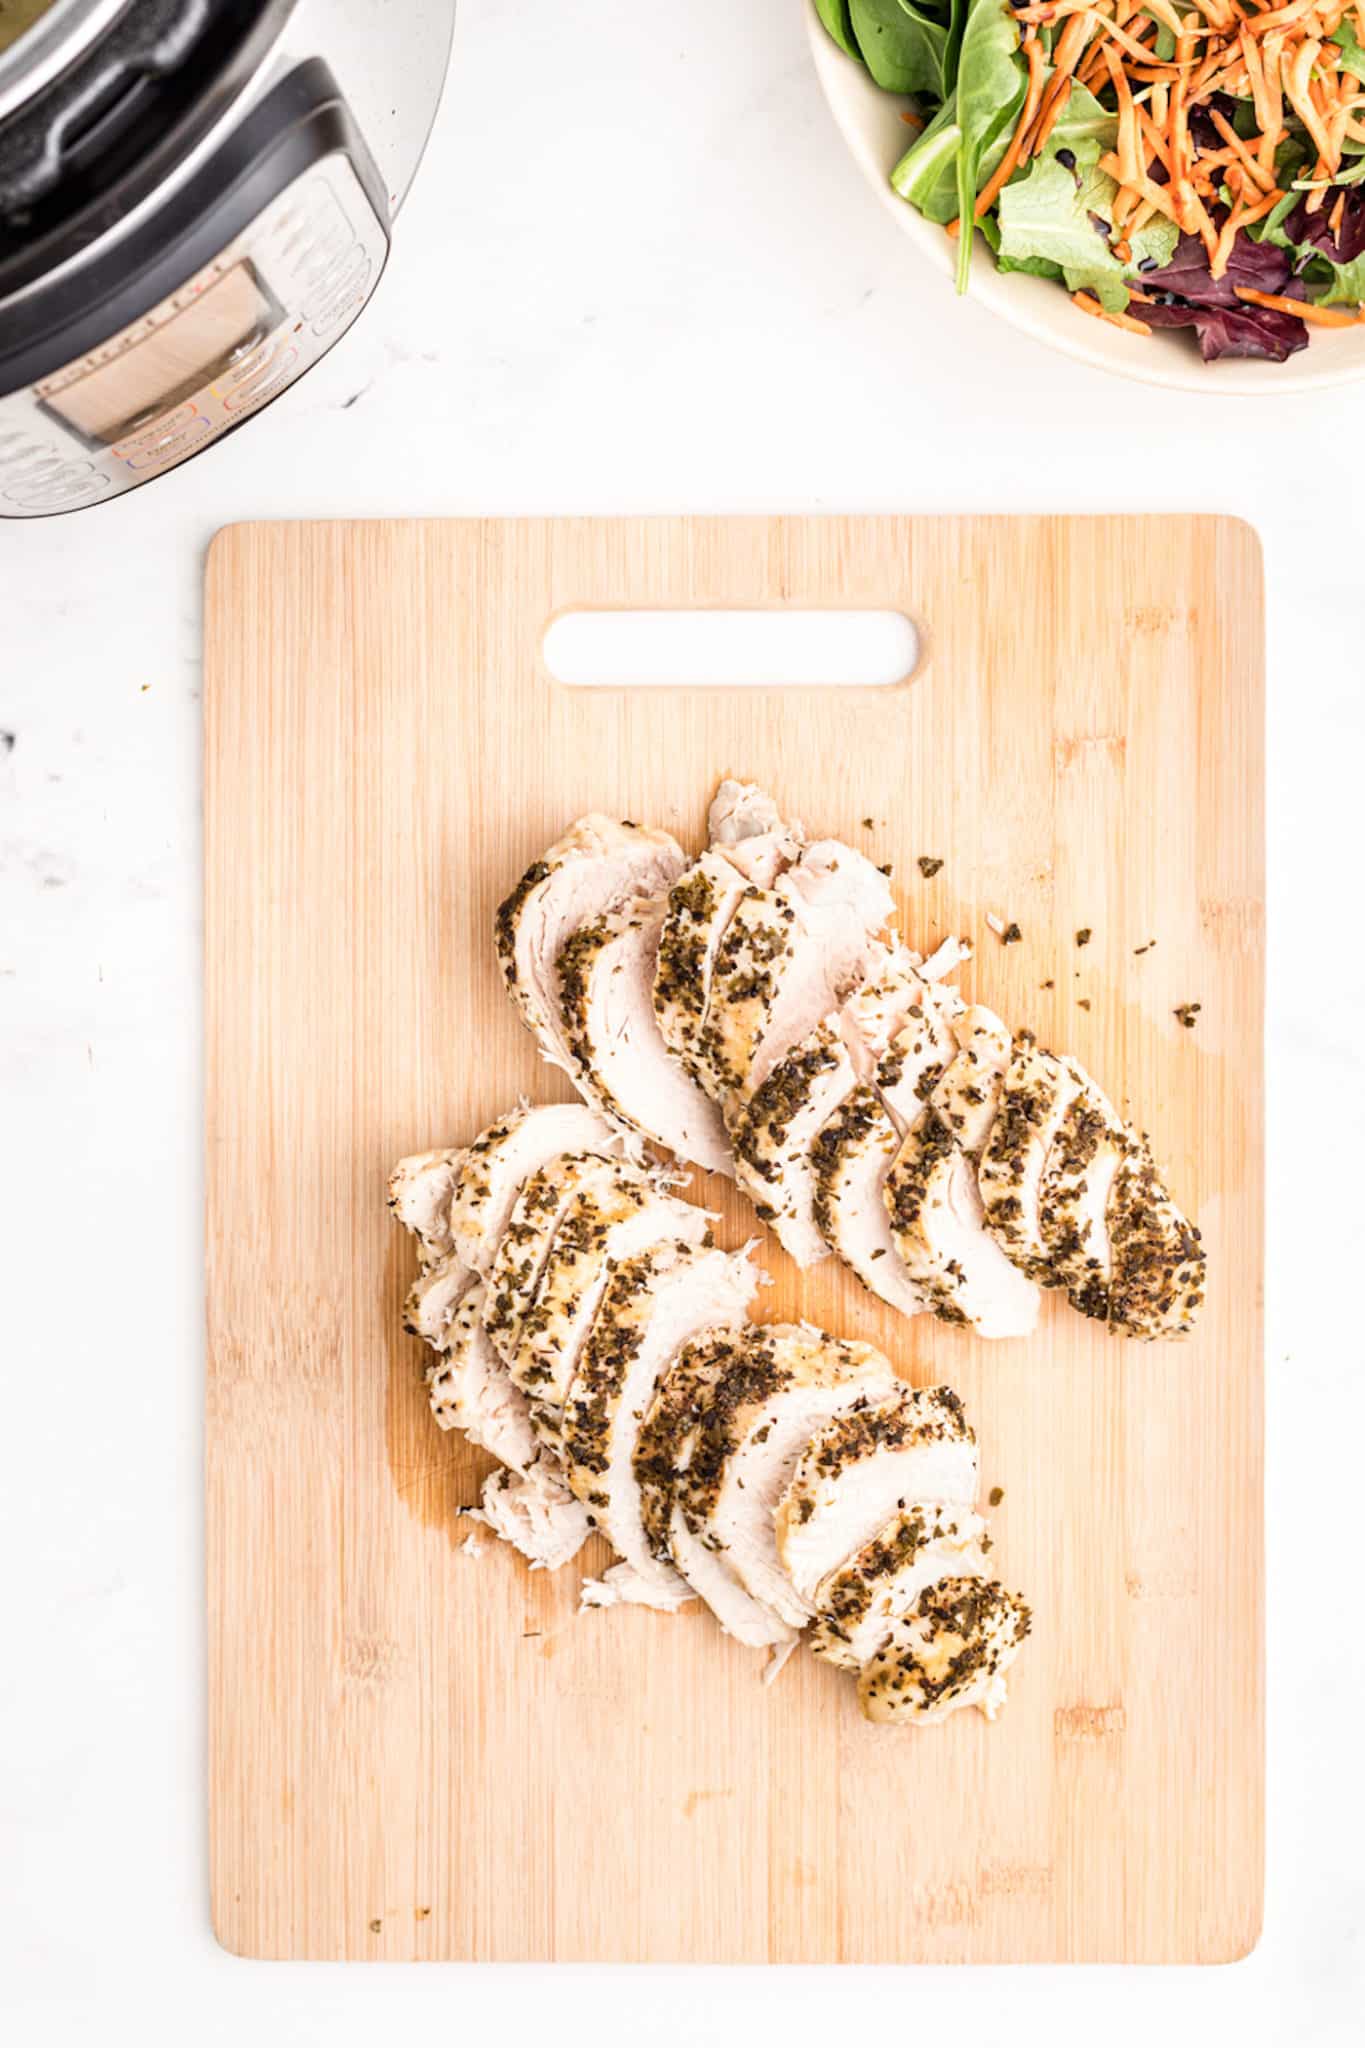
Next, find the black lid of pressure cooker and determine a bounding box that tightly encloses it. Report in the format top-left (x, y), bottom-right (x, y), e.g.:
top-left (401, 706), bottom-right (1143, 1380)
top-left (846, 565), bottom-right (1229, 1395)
top-left (0, 0), bottom-right (276, 293)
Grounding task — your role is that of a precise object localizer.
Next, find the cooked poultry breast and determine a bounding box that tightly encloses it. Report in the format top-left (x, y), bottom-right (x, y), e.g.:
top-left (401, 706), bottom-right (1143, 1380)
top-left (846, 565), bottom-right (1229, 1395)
top-left (390, 1108), bottom-right (1028, 1726)
top-left (497, 782), bottom-right (1203, 1345)
top-left (496, 815), bottom-right (686, 1077)
top-left (557, 894), bottom-right (734, 1174)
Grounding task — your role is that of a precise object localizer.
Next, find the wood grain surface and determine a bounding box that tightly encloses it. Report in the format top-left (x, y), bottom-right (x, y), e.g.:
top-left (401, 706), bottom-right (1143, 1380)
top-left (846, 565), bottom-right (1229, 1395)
top-left (205, 516), bottom-right (1264, 1963)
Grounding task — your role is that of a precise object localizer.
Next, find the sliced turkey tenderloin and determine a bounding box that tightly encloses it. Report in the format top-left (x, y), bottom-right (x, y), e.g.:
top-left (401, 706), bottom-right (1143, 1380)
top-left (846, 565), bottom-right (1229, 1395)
top-left (652, 789), bottom-right (801, 1085)
top-left (811, 1088), bottom-right (931, 1316)
top-left (674, 1325), bottom-right (899, 1637)
top-left (559, 1240), bottom-right (758, 1605)
top-left (809, 1503), bottom-right (992, 1671)
top-left (481, 1148), bottom-right (633, 1361)
top-left (730, 943), bottom-right (958, 1268)
top-left (402, 1250), bottom-right (474, 1351)
top-left (388, 1146), bottom-right (465, 1266)
top-left (775, 1385), bottom-right (979, 1604)
top-left (496, 815), bottom-right (685, 1074)
top-left (448, 1101), bottom-right (619, 1276)
top-left (556, 895), bottom-right (733, 1173)
top-left (706, 778), bottom-right (803, 865)
top-left (1038, 1084), bottom-right (1134, 1320)
top-left (506, 1170), bottom-right (712, 1410)
top-left (979, 1033), bottom-right (1087, 1280)
top-left (701, 842), bottom-right (895, 1105)
top-left (930, 1005), bottom-right (1012, 1150)
top-left (857, 1576), bottom-right (1031, 1725)
top-left (426, 1280), bottom-right (546, 1479)
top-left (634, 1328), bottom-right (742, 1564)
top-left (1106, 1137), bottom-right (1206, 1339)
top-left (884, 1112), bottom-right (1041, 1337)
top-left (469, 1464), bottom-right (592, 1572)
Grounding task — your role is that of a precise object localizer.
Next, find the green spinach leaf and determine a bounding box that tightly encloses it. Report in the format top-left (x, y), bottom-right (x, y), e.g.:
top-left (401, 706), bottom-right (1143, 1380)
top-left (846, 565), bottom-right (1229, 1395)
top-left (849, 0), bottom-right (954, 98)
top-left (814, 0), bottom-right (860, 59)
top-left (952, 0), bottom-right (1029, 289)
top-left (890, 91), bottom-right (964, 221)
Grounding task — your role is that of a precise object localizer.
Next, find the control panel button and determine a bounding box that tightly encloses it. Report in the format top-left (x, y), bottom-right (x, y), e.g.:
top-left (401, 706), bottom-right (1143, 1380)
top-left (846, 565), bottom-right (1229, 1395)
top-left (222, 354), bottom-right (299, 413)
top-left (112, 401), bottom-right (200, 460)
top-left (5, 463), bottom-right (100, 509)
top-left (311, 263), bottom-right (374, 337)
top-left (120, 418), bottom-right (212, 471)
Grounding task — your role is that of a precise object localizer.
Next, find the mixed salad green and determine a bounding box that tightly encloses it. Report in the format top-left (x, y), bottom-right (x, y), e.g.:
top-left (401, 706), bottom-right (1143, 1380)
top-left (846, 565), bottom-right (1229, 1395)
top-left (816, 0), bottom-right (1365, 361)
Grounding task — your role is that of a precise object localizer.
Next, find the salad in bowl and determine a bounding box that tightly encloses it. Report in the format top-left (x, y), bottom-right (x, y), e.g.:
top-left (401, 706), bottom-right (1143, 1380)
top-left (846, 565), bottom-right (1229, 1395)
top-left (813, 0), bottom-right (1365, 364)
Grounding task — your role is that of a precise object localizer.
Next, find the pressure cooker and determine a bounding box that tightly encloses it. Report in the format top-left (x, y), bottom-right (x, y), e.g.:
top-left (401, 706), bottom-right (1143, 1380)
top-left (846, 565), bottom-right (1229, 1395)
top-left (0, 0), bottom-right (457, 517)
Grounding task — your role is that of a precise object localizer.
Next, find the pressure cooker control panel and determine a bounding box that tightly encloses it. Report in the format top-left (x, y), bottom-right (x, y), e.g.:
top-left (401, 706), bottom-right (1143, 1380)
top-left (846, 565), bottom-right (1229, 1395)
top-left (0, 154), bottom-right (387, 517)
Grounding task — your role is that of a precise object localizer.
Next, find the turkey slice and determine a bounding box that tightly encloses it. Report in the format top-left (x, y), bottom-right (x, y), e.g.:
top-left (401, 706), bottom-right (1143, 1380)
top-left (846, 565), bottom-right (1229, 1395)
top-left (674, 1325), bottom-right (899, 1636)
top-left (426, 1280), bottom-right (546, 1479)
top-left (557, 895), bottom-right (733, 1174)
top-left (402, 1249), bottom-right (475, 1351)
top-left (387, 1146), bottom-right (465, 1266)
top-left (448, 1101), bottom-right (620, 1276)
top-left (809, 1503), bottom-right (992, 1671)
top-left (560, 1240), bottom-right (758, 1607)
top-left (634, 1329), bottom-right (741, 1564)
top-left (1106, 1137), bottom-right (1206, 1339)
top-left (653, 788), bottom-right (802, 1084)
top-left (706, 778), bottom-right (803, 862)
top-left (979, 1033), bottom-right (1087, 1280)
top-left (930, 1005), bottom-right (1012, 1151)
top-left (775, 1385), bottom-right (979, 1604)
top-left (811, 1087), bottom-right (931, 1317)
top-left (884, 1111), bottom-right (1041, 1338)
top-left (701, 841), bottom-right (894, 1105)
top-left (496, 814), bottom-right (685, 1075)
top-left (506, 1171), bottom-right (712, 1411)
top-left (731, 943), bottom-right (957, 1268)
top-left (1038, 1083), bottom-right (1134, 1319)
top-left (857, 1577), bottom-right (1032, 1725)
top-left (481, 1148), bottom-right (631, 1362)
top-left (469, 1465), bottom-right (592, 1572)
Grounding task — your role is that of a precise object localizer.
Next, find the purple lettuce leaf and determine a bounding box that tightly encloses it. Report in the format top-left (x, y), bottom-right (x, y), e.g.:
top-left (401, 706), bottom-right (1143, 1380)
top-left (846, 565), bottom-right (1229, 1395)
top-left (1137, 297), bottom-right (1310, 362)
top-left (1143, 229), bottom-right (1298, 308)
top-left (1282, 189), bottom-right (1365, 267)
top-left (1139, 229), bottom-right (1310, 360)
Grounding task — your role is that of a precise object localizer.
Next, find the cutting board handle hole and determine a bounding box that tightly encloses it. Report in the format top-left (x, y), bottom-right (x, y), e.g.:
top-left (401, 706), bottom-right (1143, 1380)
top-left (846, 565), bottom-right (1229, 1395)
top-left (541, 609), bottom-right (920, 690)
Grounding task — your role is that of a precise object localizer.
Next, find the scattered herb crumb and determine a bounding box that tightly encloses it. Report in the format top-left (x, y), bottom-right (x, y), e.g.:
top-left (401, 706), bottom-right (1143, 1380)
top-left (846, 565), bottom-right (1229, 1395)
top-left (1001, 921), bottom-right (1022, 945)
top-left (988, 1486), bottom-right (1004, 1507)
top-left (1174, 1002), bottom-right (1202, 1029)
top-left (917, 855), bottom-right (944, 878)
top-left (369, 1919), bottom-right (382, 1934)
top-left (1076, 927), bottom-right (1092, 947)
top-left (861, 816), bottom-right (875, 830)
top-left (416, 1907), bottom-right (431, 1920)
top-left (878, 861), bottom-right (893, 877)
top-left (1134, 939), bottom-right (1156, 955)
top-left (1041, 978), bottom-right (1055, 990)
top-left (1078, 997), bottom-right (1092, 1011)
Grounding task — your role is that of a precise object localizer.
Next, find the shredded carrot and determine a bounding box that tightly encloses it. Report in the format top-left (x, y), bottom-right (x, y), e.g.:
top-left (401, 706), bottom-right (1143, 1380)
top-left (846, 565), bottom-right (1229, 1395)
top-left (900, 109), bottom-right (925, 129)
top-left (1072, 289), bottom-right (1154, 333)
top-left (1330, 189), bottom-right (1347, 235)
top-left (1235, 285), bottom-right (1364, 322)
top-left (976, 36), bottom-right (1049, 215)
top-left (1209, 105), bottom-right (1278, 189)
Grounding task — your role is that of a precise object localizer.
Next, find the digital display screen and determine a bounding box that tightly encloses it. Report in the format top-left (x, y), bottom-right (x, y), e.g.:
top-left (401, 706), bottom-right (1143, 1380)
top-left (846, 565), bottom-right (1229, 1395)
top-left (44, 264), bottom-right (278, 447)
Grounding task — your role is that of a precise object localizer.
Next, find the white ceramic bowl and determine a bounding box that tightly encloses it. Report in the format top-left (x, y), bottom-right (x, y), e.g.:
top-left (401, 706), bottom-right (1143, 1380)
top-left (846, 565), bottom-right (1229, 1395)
top-left (805, 0), bottom-right (1365, 394)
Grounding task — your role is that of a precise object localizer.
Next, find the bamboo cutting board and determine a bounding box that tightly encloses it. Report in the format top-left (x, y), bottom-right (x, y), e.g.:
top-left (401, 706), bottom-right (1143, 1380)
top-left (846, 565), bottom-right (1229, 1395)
top-left (205, 516), bottom-right (1264, 1964)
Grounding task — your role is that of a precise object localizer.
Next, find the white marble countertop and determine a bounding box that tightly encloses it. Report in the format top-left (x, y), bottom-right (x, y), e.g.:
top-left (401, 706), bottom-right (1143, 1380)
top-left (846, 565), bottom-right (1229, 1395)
top-left (3, 3), bottom-right (1363, 2042)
